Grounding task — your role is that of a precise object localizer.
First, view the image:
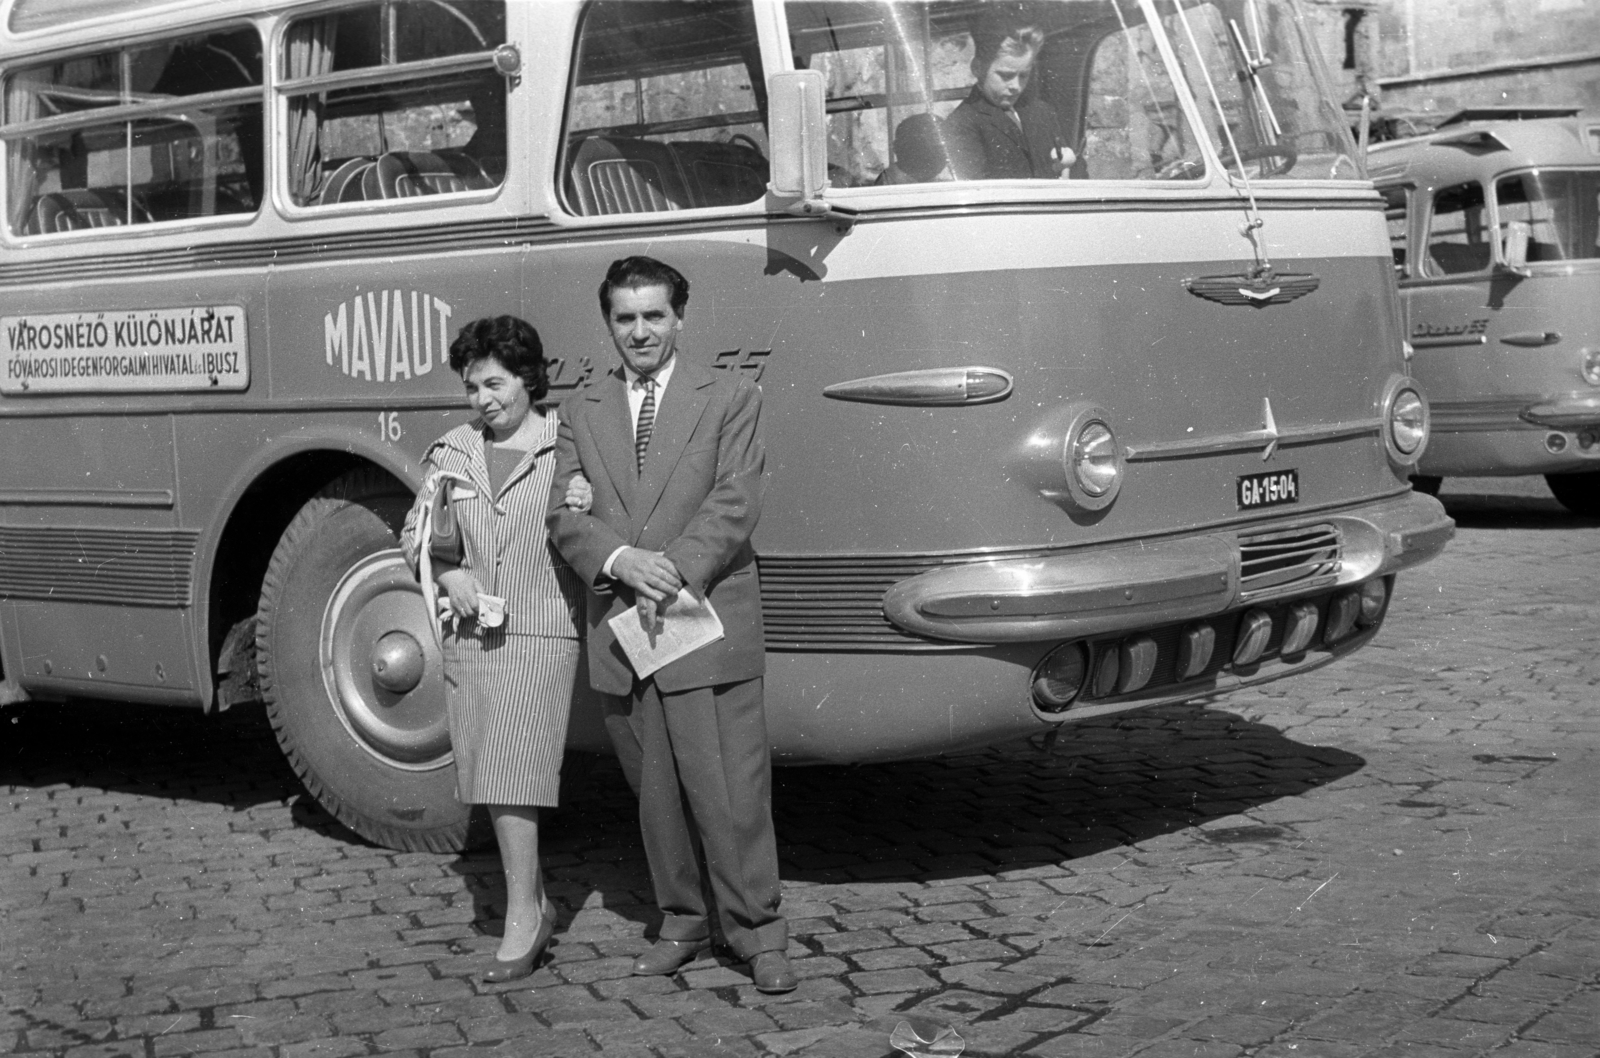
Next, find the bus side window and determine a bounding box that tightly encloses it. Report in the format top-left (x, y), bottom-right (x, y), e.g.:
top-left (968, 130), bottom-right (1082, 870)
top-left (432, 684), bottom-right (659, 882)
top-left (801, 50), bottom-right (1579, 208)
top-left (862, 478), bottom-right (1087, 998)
top-left (1424, 181), bottom-right (1490, 276)
top-left (562, 1), bottom-right (767, 217)
top-left (1381, 184), bottom-right (1409, 276)
top-left (4, 28), bottom-right (263, 235)
top-left (283, 1), bottom-right (506, 209)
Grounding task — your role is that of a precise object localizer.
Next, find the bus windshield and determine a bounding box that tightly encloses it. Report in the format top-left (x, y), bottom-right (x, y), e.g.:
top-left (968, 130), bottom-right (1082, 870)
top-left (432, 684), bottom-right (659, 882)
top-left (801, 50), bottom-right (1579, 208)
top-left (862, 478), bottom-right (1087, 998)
top-left (1160, 0), bottom-right (1358, 180)
top-left (1495, 168), bottom-right (1600, 262)
top-left (787, 0), bottom-right (1207, 186)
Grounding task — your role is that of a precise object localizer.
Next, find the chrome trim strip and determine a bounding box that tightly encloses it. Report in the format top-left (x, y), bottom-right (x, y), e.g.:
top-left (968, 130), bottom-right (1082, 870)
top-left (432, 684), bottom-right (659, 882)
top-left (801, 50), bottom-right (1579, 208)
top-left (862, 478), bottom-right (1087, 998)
top-left (1411, 334), bottom-right (1487, 348)
top-left (0, 488), bottom-right (174, 508)
top-left (0, 86), bottom-right (262, 140)
top-left (1124, 420), bottom-right (1380, 462)
top-left (1431, 397), bottom-right (1542, 433)
top-left (277, 53), bottom-right (494, 97)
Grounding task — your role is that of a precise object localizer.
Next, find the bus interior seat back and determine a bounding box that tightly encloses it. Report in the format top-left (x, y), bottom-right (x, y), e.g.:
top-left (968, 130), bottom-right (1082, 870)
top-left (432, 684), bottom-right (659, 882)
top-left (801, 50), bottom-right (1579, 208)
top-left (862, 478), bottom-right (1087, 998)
top-left (319, 157), bottom-right (375, 205)
top-left (672, 141), bottom-right (768, 208)
top-left (31, 189), bottom-right (149, 233)
top-left (365, 150), bottom-right (492, 199)
top-left (1428, 242), bottom-right (1491, 275)
top-left (567, 136), bottom-right (690, 215)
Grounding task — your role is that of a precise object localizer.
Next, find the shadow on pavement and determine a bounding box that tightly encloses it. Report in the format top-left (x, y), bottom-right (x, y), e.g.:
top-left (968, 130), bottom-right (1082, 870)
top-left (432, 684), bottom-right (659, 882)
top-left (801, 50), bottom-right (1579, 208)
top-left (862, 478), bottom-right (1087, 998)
top-left (1, 696), bottom-right (1365, 938)
top-left (763, 702), bottom-right (1365, 883)
top-left (1440, 492), bottom-right (1600, 529)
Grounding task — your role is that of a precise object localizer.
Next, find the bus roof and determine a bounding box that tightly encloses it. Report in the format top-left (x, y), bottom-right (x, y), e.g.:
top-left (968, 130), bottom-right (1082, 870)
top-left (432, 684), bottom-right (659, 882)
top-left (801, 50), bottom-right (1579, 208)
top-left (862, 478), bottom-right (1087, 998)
top-left (1368, 110), bottom-right (1600, 189)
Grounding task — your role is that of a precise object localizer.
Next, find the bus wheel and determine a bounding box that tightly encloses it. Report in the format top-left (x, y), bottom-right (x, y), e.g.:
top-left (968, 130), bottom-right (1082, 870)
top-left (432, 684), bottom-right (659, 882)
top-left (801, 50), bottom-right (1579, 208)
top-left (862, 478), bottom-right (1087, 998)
top-left (1409, 475), bottom-right (1442, 496)
top-left (256, 468), bottom-right (477, 852)
top-left (1546, 471), bottom-right (1600, 516)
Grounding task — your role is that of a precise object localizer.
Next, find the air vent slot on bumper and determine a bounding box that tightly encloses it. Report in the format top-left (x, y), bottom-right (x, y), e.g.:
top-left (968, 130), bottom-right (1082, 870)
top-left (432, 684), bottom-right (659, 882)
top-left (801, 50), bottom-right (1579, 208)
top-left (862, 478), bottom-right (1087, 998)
top-left (1237, 524), bottom-right (1342, 603)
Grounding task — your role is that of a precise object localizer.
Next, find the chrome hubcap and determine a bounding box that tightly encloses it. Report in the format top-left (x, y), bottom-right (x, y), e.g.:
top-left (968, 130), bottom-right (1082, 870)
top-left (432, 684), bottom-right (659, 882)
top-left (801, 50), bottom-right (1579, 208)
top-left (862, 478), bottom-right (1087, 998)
top-left (320, 549), bottom-right (451, 768)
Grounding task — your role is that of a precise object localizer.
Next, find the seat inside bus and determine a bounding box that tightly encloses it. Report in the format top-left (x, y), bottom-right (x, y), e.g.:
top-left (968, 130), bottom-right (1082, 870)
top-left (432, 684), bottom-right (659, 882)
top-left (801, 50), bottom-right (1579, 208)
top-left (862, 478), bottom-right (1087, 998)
top-left (315, 150), bottom-right (494, 205)
top-left (30, 189), bottom-right (152, 233)
top-left (566, 135), bottom-right (768, 216)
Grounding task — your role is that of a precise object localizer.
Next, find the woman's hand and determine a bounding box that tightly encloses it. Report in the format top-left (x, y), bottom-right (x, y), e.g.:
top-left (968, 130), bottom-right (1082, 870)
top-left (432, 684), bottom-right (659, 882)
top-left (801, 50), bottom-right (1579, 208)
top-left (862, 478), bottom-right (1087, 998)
top-left (565, 473), bottom-right (593, 512)
top-left (436, 568), bottom-right (481, 620)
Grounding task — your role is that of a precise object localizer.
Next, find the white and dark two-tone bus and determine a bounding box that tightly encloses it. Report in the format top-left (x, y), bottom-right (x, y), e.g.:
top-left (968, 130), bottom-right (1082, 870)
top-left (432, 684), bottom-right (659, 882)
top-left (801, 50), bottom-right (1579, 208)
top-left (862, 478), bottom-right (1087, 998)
top-left (0, 0), bottom-right (1449, 850)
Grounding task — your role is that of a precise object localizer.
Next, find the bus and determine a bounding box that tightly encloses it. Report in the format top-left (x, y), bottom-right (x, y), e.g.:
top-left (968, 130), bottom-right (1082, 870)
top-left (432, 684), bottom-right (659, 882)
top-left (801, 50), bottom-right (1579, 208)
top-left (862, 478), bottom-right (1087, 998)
top-left (1368, 107), bottom-right (1600, 514)
top-left (0, 0), bottom-right (1451, 852)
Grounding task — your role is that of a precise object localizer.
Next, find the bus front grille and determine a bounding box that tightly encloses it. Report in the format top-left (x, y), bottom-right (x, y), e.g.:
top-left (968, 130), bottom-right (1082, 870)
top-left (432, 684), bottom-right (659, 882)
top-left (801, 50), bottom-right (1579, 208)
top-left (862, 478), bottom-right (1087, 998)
top-left (1237, 524), bottom-right (1341, 603)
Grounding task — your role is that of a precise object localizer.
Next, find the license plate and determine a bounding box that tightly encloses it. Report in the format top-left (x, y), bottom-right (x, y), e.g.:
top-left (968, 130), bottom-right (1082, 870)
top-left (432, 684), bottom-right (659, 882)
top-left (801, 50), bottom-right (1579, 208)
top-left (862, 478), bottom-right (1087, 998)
top-left (1238, 469), bottom-right (1300, 509)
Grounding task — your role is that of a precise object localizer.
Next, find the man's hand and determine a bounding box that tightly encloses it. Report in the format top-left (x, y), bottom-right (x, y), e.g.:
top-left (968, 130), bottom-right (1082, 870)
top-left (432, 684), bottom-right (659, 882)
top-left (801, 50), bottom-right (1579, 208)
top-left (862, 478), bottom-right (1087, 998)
top-left (436, 568), bottom-right (481, 619)
top-left (610, 547), bottom-right (683, 603)
top-left (565, 473), bottom-right (593, 512)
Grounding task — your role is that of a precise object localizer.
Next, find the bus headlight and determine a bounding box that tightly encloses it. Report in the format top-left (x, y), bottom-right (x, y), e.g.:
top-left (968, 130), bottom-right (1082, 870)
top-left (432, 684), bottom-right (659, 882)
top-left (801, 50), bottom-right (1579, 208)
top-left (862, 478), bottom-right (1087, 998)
top-left (1073, 422), bottom-right (1119, 495)
top-left (1060, 407), bottom-right (1123, 511)
top-left (1381, 376), bottom-right (1429, 466)
top-left (1581, 348), bottom-right (1600, 387)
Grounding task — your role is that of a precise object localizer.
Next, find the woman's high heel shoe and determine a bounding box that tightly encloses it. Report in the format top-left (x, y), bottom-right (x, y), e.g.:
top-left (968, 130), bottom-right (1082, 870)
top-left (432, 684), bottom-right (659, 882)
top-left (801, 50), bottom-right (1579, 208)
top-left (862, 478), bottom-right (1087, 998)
top-left (482, 898), bottom-right (557, 983)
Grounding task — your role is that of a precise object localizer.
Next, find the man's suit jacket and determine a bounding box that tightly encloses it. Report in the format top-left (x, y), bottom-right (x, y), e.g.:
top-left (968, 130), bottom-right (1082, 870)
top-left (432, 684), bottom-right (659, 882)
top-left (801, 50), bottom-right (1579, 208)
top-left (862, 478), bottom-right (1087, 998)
top-left (547, 360), bottom-right (766, 696)
top-left (943, 88), bottom-right (1065, 180)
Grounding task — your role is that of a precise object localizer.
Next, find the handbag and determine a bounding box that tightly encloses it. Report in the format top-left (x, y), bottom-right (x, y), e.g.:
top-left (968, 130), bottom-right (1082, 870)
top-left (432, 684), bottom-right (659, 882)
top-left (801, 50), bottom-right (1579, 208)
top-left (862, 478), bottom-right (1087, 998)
top-left (428, 478), bottom-right (464, 565)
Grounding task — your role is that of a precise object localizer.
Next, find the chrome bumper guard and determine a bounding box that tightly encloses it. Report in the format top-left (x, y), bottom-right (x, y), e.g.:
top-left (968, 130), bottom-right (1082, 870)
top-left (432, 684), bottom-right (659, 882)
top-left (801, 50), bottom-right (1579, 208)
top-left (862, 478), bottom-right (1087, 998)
top-left (882, 491), bottom-right (1453, 644)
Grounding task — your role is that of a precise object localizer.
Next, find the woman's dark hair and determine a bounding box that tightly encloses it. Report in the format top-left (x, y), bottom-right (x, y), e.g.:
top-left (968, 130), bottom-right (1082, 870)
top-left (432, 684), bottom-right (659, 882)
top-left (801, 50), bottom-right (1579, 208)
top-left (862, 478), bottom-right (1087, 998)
top-left (598, 255), bottom-right (690, 318)
top-left (448, 314), bottom-right (549, 402)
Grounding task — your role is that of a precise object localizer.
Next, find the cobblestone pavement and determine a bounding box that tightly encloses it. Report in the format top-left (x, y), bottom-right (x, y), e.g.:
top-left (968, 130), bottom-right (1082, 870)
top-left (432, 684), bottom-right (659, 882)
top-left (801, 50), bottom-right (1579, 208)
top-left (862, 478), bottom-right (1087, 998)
top-left (4, 478), bottom-right (1597, 1058)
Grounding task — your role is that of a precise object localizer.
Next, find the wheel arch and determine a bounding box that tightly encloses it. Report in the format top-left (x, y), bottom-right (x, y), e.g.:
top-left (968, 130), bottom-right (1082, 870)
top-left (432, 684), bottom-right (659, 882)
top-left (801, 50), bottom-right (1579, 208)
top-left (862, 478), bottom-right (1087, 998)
top-left (195, 429), bottom-right (424, 709)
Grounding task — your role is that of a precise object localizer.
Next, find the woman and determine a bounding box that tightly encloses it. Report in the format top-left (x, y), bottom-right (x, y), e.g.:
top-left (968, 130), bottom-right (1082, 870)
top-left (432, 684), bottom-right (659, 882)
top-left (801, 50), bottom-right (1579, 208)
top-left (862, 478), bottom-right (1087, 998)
top-left (401, 315), bottom-right (589, 982)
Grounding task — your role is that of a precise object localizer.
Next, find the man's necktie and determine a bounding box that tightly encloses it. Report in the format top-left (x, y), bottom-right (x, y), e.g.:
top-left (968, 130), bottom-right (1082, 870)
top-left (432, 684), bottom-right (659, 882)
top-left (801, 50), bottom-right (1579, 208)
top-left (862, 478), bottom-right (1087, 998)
top-left (635, 376), bottom-right (656, 472)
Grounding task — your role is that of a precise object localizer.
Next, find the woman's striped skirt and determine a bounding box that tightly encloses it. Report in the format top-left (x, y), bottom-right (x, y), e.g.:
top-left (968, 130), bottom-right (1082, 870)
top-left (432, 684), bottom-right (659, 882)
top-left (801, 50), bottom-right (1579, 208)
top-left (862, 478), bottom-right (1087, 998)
top-left (443, 628), bottom-right (579, 807)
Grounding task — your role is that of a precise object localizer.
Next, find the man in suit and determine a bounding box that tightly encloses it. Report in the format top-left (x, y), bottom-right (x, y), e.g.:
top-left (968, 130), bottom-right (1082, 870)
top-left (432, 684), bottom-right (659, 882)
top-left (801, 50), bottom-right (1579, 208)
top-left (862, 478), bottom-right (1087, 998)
top-left (944, 12), bottom-right (1074, 181)
top-left (547, 256), bottom-right (793, 994)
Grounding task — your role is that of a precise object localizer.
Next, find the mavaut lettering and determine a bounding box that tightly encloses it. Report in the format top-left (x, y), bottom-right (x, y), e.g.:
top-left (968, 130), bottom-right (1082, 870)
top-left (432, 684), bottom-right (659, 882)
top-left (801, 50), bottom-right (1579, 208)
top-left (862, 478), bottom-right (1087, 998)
top-left (323, 290), bottom-right (451, 382)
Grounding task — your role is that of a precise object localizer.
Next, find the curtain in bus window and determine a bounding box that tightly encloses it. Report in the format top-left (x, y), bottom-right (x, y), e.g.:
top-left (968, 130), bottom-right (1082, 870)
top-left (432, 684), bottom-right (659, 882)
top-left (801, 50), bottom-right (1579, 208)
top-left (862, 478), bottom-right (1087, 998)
top-left (1494, 170), bottom-right (1600, 262)
top-left (4, 79), bottom-right (41, 234)
top-left (1164, 0), bottom-right (1357, 181)
top-left (563, 1), bottom-right (767, 216)
top-left (783, 1), bottom-right (1203, 188)
top-left (1426, 181), bottom-right (1490, 276)
top-left (286, 19), bottom-right (339, 206)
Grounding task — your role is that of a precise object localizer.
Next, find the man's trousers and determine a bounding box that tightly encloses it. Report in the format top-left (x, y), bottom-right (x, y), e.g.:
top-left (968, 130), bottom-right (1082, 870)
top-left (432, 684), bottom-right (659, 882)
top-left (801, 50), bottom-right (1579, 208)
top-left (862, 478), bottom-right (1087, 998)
top-left (603, 676), bottom-right (787, 959)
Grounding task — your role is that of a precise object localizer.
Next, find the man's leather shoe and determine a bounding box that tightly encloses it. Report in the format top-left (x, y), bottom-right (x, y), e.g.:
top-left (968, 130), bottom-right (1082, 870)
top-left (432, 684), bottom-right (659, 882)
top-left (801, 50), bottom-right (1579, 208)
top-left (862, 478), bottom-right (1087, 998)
top-left (750, 950), bottom-right (797, 994)
top-left (632, 937), bottom-right (711, 976)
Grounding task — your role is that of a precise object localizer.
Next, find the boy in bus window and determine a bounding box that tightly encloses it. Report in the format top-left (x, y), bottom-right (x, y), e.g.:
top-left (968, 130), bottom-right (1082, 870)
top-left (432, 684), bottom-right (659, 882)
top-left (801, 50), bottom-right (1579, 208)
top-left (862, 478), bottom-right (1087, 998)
top-left (944, 12), bottom-right (1073, 181)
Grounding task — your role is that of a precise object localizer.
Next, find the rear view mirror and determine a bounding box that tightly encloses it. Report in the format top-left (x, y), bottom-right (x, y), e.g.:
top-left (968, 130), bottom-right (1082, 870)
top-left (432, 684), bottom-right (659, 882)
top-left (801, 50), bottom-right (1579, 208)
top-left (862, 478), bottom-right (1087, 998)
top-left (766, 70), bottom-right (827, 200)
top-left (1498, 221), bottom-right (1532, 277)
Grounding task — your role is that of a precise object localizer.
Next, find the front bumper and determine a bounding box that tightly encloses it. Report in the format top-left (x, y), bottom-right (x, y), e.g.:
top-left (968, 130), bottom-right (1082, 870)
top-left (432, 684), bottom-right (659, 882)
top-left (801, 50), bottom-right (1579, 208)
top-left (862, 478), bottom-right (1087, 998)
top-left (882, 490), bottom-right (1452, 644)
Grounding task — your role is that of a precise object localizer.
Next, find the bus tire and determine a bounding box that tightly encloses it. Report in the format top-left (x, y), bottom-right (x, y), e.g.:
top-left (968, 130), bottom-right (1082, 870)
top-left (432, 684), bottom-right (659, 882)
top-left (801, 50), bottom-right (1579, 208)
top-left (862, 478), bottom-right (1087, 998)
top-left (1546, 471), bottom-right (1600, 516)
top-left (256, 468), bottom-right (481, 852)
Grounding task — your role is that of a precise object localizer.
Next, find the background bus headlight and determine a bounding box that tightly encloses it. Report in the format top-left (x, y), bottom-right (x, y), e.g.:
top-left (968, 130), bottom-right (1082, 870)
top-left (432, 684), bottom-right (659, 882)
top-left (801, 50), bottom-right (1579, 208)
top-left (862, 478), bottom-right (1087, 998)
top-left (1381, 376), bottom-right (1429, 466)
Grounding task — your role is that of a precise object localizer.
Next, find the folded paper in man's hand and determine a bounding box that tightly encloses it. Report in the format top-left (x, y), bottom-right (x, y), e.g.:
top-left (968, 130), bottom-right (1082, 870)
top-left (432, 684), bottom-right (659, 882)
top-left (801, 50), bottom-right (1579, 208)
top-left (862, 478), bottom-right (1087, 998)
top-left (608, 588), bottom-right (724, 678)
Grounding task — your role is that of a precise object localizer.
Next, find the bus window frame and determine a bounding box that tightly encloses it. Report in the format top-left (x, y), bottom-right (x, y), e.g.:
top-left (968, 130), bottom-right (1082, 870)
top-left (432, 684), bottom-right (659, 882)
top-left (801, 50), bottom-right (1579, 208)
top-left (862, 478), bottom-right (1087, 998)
top-left (552, 0), bottom-right (778, 227)
top-left (1489, 164), bottom-right (1600, 267)
top-left (1378, 181), bottom-right (1413, 280)
top-left (270, 1), bottom-right (509, 220)
top-left (1419, 177), bottom-right (1494, 281)
top-left (0, 17), bottom-right (267, 243)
